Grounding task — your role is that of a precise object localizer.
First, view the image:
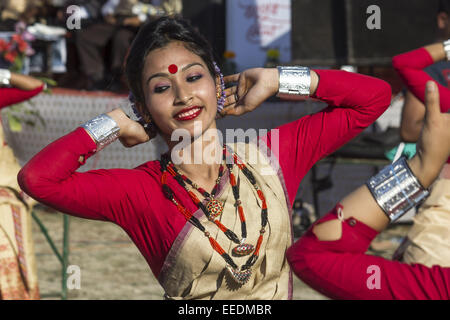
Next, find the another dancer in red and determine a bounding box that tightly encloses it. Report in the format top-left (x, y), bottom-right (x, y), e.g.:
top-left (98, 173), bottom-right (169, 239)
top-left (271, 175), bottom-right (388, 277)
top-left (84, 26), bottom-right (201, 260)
top-left (287, 81), bottom-right (450, 300)
top-left (392, 39), bottom-right (450, 268)
top-left (0, 72), bottom-right (44, 108)
top-left (0, 68), bottom-right (44, 299)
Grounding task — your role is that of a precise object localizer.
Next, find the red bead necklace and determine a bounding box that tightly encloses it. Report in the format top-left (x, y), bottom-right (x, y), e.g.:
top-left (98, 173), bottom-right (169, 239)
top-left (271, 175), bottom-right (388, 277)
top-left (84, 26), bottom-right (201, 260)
top-left (159, 145), bottom-right (268, 284)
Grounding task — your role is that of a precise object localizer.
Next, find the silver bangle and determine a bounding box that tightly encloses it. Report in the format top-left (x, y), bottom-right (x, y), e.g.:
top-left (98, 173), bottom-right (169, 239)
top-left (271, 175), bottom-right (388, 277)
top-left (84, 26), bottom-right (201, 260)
top-left (0, 68), bottom-right (11, 86)
top-left (276, 66), bottom-right (311, 98)
top-left (366, 157), bottom-right (430, 222)
top-left (81, 114), bottom-right (120, 152)
top-left (443, 39), bottom-right (450, 61)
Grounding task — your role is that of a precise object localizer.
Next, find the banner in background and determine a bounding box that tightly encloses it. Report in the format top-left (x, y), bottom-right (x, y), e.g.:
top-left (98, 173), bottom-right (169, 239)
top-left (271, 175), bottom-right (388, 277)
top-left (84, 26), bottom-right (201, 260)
top-left (226, 0), bottom-right (291, 72)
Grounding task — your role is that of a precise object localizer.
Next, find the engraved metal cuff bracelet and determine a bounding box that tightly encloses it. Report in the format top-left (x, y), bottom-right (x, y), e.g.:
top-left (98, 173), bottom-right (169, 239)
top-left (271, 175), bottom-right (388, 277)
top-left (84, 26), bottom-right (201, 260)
top-left (81, 114), bottom-right (120, 152)
top-left (276, 66), bottom-right (311, 99)
top-left (444, 39), bottom-right (450, 61)
top-left (366, 157), bottom-right (430, 222)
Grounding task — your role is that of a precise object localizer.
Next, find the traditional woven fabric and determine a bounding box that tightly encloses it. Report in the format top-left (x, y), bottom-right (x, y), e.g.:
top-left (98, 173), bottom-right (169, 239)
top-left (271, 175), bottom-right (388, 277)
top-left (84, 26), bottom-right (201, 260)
top-left (402, 178), bottom-right (450, 267)
top-left (0, 187), bottom-right (39, 300)
top-left (0, 124), bottom-right (39, 300)
top-left (158, 141), bottom-right (292, 299)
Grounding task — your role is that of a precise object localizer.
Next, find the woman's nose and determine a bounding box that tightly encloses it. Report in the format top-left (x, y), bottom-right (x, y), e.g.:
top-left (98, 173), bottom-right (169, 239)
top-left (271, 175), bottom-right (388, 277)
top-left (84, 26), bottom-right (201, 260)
top-left (173, 84), bottom-right (193, 105)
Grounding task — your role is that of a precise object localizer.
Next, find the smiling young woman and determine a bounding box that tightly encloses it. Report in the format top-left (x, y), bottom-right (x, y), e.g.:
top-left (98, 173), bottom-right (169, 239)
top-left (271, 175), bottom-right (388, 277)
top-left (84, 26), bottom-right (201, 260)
top-left (18, 16), bottom-right (392, 299)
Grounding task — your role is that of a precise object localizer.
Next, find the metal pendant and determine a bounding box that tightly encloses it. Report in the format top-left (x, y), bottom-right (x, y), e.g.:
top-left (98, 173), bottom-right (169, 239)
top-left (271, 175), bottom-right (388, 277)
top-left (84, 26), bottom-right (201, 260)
top-left (226, 265), bottom-right (252, 285)
top-left (232, 243), bottom-right (254, 257)
top-left (206, 199), bottom-right (224, 219)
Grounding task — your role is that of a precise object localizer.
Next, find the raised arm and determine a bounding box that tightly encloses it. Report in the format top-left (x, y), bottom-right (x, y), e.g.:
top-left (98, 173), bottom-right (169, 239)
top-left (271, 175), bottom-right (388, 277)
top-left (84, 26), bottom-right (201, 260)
top-left (0, 69), bottom-right (45, 109)
top-left (287, 81), bottom-right (450, 300)
top-left (264, 69), bottom-right (392, 206)
top-left (392, 43), bottom-right (450, 114)
top-left (400, 90), bottom-right (427, 142)
top-left (17, 108), bottom-right (152, 224)
top-left (221, 67), bottom-right (391, 206)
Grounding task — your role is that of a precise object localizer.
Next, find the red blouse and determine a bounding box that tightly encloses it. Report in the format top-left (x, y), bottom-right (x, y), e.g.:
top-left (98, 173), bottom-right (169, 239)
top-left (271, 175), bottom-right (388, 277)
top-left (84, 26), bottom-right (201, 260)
top-left (17, 70), bottom-right (391, 279)
top-left (0, 85), bottom-right (45, 109)
top-left (392, 47), bottom-right (450, 164)
top-left (287, 206), bottom-right (450, 300)
top-left (392, 47), bottom-right (450, 113)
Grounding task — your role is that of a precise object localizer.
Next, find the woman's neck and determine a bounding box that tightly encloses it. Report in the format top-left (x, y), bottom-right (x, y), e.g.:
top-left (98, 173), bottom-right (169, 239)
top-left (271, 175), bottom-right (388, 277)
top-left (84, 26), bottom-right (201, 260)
top-left (164, 129), bottom-right (224, 183)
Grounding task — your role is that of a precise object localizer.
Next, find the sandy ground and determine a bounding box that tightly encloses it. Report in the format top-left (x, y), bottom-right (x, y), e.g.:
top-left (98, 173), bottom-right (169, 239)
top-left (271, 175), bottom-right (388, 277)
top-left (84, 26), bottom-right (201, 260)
top-left (31, 205), bottom-right (410, 300)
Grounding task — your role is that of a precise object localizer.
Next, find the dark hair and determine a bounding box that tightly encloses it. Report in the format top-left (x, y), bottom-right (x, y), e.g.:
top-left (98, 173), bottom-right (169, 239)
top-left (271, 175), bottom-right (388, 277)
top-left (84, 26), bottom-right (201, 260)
top-left (438, 0), bottom-right (450, 14)
top-left (125, 15), bottom-right (217, 123)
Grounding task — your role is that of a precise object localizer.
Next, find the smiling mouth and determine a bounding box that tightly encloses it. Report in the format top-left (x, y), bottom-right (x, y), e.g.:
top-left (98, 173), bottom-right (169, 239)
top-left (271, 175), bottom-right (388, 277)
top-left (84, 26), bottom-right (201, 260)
top-left (174, 106), bottom-right (203, 121)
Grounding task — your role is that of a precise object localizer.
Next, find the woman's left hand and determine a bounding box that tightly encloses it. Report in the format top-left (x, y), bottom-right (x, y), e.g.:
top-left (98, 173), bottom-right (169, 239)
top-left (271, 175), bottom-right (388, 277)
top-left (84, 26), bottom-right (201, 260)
top-left (413, 81), bottom-right (450, 186)
top-left (220, 68), bottom-right (279, 116)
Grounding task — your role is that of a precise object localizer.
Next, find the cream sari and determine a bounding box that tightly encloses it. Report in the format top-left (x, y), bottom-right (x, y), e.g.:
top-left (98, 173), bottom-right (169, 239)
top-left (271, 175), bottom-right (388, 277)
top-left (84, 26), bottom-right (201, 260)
top-left (158, 141), bottom-right (293, 299)
top-left (0, 123), bottom-right (39, 299)
top-left (402, 178), bottom-right (450, 267)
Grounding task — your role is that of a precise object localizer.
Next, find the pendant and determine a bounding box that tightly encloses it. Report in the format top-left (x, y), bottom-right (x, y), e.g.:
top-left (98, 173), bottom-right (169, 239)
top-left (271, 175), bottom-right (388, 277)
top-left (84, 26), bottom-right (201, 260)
top-left (206, 199), bottom-right (224, 219)
top-left (232, 243), bottom-right (254, 257)
top-left (226, 265), bottom-right (252, 285)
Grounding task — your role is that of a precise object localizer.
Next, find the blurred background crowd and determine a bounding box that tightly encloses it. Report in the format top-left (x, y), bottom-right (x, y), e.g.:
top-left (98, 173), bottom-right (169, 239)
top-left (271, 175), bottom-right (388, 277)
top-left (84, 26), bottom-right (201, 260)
top-left (0, 0), bottom-right (185, 92)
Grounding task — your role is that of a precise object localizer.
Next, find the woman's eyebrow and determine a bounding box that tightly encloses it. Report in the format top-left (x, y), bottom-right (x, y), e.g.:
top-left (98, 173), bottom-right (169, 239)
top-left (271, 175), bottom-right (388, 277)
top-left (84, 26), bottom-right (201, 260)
top-left (182, 62), bottom-right (203, 72)
top-left (146, 62), bottom-right (204, 84)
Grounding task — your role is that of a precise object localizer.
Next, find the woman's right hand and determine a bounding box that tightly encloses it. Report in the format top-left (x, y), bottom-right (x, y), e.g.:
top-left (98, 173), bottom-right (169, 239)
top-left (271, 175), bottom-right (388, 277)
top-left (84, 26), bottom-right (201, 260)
top-left (106, 108), bottom-right (154, 147)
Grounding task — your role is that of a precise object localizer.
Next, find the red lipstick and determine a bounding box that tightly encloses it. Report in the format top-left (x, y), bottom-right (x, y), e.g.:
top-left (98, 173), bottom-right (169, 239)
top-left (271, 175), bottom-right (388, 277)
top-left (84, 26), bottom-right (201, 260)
top-left (174, 106), bottom-right (203, 121)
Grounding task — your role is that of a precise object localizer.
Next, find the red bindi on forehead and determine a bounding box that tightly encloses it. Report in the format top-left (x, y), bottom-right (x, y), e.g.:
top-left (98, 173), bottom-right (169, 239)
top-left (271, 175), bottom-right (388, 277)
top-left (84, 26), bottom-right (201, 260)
top-left (168, 64), bottom-right (178, 74)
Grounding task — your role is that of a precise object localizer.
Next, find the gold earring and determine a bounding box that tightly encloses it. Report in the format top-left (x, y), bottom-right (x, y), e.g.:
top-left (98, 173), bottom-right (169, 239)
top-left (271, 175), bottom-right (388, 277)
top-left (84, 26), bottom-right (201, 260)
top-left (216, 84), bottom-right (222, 99)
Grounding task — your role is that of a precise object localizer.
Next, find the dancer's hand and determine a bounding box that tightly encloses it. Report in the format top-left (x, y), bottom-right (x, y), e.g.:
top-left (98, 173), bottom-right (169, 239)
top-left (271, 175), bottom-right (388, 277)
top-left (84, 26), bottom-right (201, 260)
top-left (219, 68), bottom-right (278, 117)
top-left (410, 81), bottom-right (450, 187)
top-left (106, 108), bottom-right (154, 147)
top-left (220, 68), bottom-right (319, 117)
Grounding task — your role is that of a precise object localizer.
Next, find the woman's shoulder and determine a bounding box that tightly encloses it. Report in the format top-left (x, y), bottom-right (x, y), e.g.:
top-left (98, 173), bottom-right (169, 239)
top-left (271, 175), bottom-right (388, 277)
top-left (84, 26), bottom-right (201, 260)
top-left (88, 159), bottom-right (162, 185)
top-left (133, 159), bottom-right (163, 178)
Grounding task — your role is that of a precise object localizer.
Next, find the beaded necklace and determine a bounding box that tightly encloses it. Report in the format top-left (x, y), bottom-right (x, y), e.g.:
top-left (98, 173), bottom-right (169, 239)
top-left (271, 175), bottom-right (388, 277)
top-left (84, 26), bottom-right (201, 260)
top-left (166, 159), bottom-right (225, 220)
top-left (159, 145), bottom-right (268, 284)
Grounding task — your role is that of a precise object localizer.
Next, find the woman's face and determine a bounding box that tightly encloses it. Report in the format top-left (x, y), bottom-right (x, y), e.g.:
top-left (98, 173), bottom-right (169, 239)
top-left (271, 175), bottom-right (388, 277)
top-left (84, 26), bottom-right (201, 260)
top-left (141, 41), bottom-right (218, 142)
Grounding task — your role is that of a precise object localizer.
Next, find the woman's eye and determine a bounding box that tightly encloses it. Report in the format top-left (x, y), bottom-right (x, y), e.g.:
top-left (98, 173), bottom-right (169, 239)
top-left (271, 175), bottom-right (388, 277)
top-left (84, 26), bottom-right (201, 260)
top-left (187, 75), bottom-right (202, 82)
top-left (154, 86), bottom-right (169, 93)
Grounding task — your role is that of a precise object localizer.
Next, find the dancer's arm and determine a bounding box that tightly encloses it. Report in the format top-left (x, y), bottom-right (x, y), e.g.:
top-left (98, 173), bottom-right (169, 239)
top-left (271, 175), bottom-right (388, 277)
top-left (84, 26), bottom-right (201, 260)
top-left (287, 81), bottom-right (450, 300)
top-left (394, 43), bottom-right (450, 143)
top-left (400, 90), bottom-right (426, 142)
top-left (17, 109), bottom-right (152, 223)
top-left (233, 68), bottom-right (391, 206)
top-left (0, 70), bottom-right (44, 109)
top-left (9, 72), bottom-right (45, 91)
top-left (393, 43), bottom-right (450, 113)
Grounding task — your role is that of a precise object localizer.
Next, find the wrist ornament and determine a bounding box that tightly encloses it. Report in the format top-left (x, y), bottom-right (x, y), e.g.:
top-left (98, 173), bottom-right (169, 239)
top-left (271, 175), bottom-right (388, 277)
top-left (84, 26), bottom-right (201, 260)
top-left (276, 66), bottom-right (311, 99)
top-left (81, 114), bottom-right (120, 152)
top-left (366, 157), bottom-right (430, 222)
top-left (0, 68), bottom-right (11, 86)
top-left (443, 39), bottom-right (450, 61)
